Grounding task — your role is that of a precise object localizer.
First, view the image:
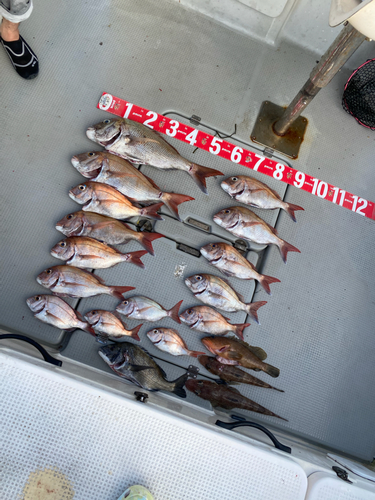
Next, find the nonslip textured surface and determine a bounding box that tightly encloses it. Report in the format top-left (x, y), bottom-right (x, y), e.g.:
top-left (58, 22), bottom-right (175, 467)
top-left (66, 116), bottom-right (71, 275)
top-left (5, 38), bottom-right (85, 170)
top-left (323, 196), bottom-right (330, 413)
top-left (0, 350), bottom-right (308, 500)
top-left (1, 0), bottom-right (375, 462)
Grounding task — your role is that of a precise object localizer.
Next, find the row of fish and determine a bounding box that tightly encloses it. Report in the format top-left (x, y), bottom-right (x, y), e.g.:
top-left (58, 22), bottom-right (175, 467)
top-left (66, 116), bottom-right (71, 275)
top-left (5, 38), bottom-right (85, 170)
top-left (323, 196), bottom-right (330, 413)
top-left (98, 341), bottom-right (286, 420)
top-left (25, 115), bottom-right (298, 422)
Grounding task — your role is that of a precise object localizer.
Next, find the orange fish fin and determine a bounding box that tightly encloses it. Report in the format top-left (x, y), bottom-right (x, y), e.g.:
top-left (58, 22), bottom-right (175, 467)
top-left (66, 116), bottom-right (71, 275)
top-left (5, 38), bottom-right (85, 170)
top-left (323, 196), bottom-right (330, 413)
top-left (285, 203), bottom-right (304, 222)
top-left (189, 163), bottom-right (224, 194)
top-left (278, 239), bottom-right (301, 263)
top-left (258, 274), bottom-right (280, 295)
top-left (129, 324), bottom-right (142, 341)
top-left (142, 173), bottom-right (161, 190)
top-left (268, 187), bottom-right (282, 200)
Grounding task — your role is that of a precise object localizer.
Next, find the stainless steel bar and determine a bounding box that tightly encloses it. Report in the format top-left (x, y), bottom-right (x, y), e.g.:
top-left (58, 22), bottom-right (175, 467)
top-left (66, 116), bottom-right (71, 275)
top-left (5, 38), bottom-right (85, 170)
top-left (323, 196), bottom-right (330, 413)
top-left (273, 24), bottom-right (366, 136)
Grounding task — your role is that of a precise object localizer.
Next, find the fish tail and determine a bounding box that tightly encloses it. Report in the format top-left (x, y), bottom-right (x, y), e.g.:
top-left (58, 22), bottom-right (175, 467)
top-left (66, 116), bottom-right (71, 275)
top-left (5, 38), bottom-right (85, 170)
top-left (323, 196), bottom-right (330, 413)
top-left (284, 202), bottom-right (304, 222)
top-left (123, 250), bottom-right (148, 268)
top-left (171, 373), bottom-right (188, 398)
top-left (110, 285), bottom-right (136, 300)
top-left (140, 202), bottom-right (164, 220)
top-left (263, 363), bottom-right (280, 378)
top-left (161, 192), bottom-right (194, 220)
top-left (258, 274), bottom-right (281, 295)
top-left (245, 301), bottom-right (267, 324)
top-left (167, 299), bottom-right (183, 324)
top-left (130, 324), bottom-right (142, 341)
top-left (189, 163), bottom-right (224, 194)
top-left (188, 350), bottom-right (207, 358)
top-left (233, 322), bottom-right (250, 340)
top-left (138, 231), bottom-right (165, 255)
top-left (278, 239), bottom-right (301, 263)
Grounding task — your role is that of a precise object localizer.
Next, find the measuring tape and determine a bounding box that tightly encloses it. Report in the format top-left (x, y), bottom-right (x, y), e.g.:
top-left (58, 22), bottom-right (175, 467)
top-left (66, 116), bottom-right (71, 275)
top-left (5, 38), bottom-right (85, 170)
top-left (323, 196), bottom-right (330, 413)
top-left (97, 92), bottom-right (375, 221)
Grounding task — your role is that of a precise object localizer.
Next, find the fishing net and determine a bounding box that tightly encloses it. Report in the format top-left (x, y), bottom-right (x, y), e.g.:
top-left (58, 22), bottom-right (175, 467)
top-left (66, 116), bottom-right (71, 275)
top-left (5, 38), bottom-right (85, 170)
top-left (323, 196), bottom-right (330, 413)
top-left (342, 58), bottom-right (375, 130)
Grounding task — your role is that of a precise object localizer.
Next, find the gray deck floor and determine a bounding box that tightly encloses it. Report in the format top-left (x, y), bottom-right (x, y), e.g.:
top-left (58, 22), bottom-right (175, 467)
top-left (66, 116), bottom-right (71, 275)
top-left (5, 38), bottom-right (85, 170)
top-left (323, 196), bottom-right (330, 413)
top-left (1, 0), bottom-right (375, 460)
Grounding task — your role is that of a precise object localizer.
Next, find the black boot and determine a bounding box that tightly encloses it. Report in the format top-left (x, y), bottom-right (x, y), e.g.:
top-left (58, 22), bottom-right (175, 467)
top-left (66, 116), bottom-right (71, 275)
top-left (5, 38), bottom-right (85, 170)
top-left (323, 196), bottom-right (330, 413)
top-left (1, 35), bottom-right (39, 79)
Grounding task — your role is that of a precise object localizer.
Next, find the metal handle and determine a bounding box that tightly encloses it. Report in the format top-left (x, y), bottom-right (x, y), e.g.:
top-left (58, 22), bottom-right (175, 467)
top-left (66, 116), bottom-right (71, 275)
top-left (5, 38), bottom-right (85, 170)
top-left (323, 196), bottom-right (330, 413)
top-left (0, 334), bottom-right (62, 367)
top-left (215, 414), bottom-right (291, 454)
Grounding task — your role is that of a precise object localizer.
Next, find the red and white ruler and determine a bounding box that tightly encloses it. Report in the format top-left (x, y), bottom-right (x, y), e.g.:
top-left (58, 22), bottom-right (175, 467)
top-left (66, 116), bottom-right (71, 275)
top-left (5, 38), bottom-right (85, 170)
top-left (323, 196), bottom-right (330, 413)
top-left (97, 92), bottom-right (375, 220)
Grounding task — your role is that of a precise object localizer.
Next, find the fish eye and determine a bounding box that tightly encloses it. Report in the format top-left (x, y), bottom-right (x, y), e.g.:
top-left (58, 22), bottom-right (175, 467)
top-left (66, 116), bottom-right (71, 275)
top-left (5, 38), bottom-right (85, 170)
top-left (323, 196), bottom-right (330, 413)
top-left (123, 300), bottom-right (128, 305)
top-left (67, 214), bottom-right (73, 220)
top-left (231, 177), bottom-right (238, 181)
top-left (88, 152), bottom-right (95, 156)
top-left (153, 329), bottom-right (158, 334)
top-left (46, 269), bottom-right (52, 274)
top-left (91, 310), bottom-right (97, 315)
top-left (35, 295), bottom-right (41, 301)
top-left (211, 244), bottom-right (217, 248)
top-left (187, 309), bottom-right (193, 314)
top-left (196, 275), bottom-right (203, 281)
top-left (103, 119), bottom-right (110, 124)
top-left (224, 209), bottom-right (230, 214)
top-left (78, 185), bottom-right (86, 191)
top-left (59, 241), bottom-right (67, 247)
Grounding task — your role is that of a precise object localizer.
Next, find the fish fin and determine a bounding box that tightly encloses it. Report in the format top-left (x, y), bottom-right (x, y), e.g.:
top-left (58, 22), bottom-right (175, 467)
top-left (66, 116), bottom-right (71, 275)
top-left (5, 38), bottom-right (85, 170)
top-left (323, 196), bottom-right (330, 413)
top-left (263, 363), bottom-right (280, 378)
top-left (231, 339), bottom-right (268, 361)
top-left (268, 186), bottom-right (282, 200)
top-left (248, 346), bottom-right (268, 361)
top-left (245, 300), bottom-right (267, 324)
top-left (285, 202), bottom-right (304, 222)
top-left (188, 350), bottom-right (207, 358)
top-left (226, 351), bottom-right (241, 360)
top-left (265, 221), bottom-right (278, 235)
top-left (110, 285), bottom-right (136, 300)
top-left (258, 274), bottom-right (281, 295)
top-left (119, 221), bottom-right (132, 230)
top-left (214, 378), bottom-right (228, 385)
top-left (130, 364), bottom-right (155, 372)
top-left (189, 164), bottom-right (224, 194)
top-left (278, 239), bottom-right (301, 263)
top-left (124, 250), bottom-right (148, 269)
top-left (129, 324), bottom-right (142, 341)
top-left (111, 310), bottom-right (128, 328)
top-left (75, 310), bottom-right (84, 322)
top-left (219, 268), bottom-right (236, 277)
top-left (142, 173), bottom-right (161, 190)
top-left (171, 373), bottom-right (188, 398)
top-left (140, 202), bottom-right (164, 221)
top-left (167, 300), bottom-right (183, 324)
top-left (216, 356), bottom-right (239, 365)
top-left (161, 192), bottom-right (195, 220)
top-left (94, 274), bottom-right (106, 285)
top-left (138, 231), bottom-right (164, 255)
top-left (233, 323), bottom-right (250, 341)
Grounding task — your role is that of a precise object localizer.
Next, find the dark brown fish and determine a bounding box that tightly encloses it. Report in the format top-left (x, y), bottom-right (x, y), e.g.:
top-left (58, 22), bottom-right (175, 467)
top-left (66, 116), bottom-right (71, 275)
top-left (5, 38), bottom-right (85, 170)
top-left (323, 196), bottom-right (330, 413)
top-left (198, 355), bottom-right (284, 391)
top-left (186, 379), bottom-right (287, 420)
top-left (99, 342), bottom-right (188, 397)
top-left (201, 336), bottom-right (280, 378)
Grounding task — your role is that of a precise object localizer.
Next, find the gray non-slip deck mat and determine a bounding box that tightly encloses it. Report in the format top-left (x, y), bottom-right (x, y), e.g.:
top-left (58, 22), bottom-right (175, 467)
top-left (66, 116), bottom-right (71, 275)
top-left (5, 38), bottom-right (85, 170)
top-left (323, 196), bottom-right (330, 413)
top-left (2, 0), bottom-right (375, 460)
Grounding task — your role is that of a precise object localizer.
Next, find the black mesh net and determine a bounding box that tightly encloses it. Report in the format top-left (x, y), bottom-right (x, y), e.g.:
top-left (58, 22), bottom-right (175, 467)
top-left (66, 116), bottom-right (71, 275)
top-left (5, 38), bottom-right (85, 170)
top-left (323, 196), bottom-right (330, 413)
top-left (342, 58), bottom-right (375, 130)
